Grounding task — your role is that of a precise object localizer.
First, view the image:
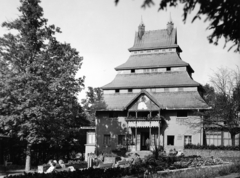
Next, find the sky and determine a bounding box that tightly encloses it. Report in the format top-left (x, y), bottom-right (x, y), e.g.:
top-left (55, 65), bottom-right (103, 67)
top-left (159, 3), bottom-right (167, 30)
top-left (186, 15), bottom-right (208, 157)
top-left (0, 0), bottom-right (239, 101)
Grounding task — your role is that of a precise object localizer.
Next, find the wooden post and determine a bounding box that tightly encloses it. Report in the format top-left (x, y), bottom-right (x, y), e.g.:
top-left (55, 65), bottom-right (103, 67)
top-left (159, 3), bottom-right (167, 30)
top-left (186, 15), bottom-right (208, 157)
top-left (149, 121), bottom-right (151, 150)
top-left (135, 121), bottom-right (137, 151)
top-left (158, 110), bottom-right (161, 147)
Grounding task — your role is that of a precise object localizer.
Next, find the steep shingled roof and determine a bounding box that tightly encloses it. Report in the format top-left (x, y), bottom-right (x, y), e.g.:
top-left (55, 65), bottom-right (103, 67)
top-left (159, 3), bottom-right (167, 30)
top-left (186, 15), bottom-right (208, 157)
top-left (103, 91), bottom-right (209, 110)
top-left (129, 29), bottom-right (181, 51)
top-left (115, 52), bottom-right (192, 71)
top-left (102, 71), bottom-right (199, 89)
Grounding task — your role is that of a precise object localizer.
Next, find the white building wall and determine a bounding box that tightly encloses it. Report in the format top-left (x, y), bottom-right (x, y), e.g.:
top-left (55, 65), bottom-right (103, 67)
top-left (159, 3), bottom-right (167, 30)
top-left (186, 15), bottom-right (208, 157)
top-left (164, 112), bottom-right (202, 153)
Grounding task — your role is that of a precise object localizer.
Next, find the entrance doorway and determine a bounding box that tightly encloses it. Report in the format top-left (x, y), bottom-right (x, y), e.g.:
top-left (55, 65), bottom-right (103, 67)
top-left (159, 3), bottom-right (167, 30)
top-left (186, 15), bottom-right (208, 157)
top-left (141, 132), bottom-right (149, 150)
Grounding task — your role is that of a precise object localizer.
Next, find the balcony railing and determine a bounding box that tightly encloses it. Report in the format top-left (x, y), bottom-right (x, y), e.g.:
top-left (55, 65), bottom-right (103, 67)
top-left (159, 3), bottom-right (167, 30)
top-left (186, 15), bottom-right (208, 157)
top-left (126, 116), bottom-right (161, 121)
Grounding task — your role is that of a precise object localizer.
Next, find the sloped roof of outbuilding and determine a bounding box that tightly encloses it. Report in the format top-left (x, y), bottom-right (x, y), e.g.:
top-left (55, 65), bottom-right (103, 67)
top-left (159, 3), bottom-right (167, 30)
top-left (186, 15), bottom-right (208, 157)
top-left (115, 52), bottom-right (193, 71)
top-left (129, 28), bottom-right (181, 51)
top-left (103, 91), bottom-right (209, 110)
top-left (102, 71), bottom-right (199, 89)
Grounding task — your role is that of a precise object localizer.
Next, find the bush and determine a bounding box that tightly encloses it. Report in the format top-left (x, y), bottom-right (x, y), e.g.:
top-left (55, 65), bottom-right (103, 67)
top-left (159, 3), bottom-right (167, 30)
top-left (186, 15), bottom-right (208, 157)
top-left (185, 144), bottom-right (240, 150)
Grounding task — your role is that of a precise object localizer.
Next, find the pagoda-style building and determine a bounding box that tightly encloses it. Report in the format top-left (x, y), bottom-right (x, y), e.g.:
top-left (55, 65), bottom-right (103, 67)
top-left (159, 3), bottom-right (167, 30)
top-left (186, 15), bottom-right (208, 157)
top-left (95, 18), bottom-right (209, 153)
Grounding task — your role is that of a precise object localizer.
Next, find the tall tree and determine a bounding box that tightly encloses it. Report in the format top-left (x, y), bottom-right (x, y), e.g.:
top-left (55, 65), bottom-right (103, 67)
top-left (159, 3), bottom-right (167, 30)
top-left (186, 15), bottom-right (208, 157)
top-left (0, 0), bottom-right (87, 171)
top-left (200, 67), bottom-right (240, 146)
top-left (81, 87), bottom-right (107, 126)
top-left (115, 0), bottom-right (240, 52)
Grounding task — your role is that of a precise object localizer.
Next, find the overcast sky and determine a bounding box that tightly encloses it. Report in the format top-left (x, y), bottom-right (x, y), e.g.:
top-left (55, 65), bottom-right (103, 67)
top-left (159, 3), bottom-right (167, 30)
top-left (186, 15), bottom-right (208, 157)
top-left (0, 0), bottom-right (239, 100)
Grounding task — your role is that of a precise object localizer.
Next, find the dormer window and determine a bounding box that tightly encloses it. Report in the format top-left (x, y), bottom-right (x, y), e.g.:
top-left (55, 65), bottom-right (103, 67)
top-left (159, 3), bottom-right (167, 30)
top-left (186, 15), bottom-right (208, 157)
top-left (131, 69), bottom-right (135, 73)
top-left (115, 89), bottom-right (119, 93)
top-left (167, 67), bottom-right (171, 71)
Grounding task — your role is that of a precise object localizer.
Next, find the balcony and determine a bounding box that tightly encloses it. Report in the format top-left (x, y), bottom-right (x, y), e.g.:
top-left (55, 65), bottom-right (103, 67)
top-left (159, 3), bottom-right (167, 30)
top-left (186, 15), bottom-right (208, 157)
top-left (126, 116), bottom-right (161, 121)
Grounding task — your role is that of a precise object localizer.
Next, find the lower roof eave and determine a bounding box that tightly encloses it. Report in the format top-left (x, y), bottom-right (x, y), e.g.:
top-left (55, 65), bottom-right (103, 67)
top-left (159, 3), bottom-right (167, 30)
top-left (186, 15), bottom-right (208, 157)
top-left (165, 107), bottom-right (211, 110)
top-left (102, 84), bottom-right (200, 90)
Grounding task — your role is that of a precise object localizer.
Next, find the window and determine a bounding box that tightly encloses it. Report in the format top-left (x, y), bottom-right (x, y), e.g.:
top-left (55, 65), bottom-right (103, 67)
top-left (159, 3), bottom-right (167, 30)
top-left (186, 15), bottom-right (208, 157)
top-left (87, 132), bottom-right (95, 144)
top-left (118, 135), bottom-right (125, 145)
top-left (167, 135), bottom-right (174, 146)
top-left (184, 135), bottom-right (192, 145)
top-left (166, 67), bottom-right (171, 71)
top-left (178, 88), bottom-right (184, 91)
top-left (177, 111), bottom-right (188, 117)
top-left (164, 88), bottom-right (169, 92)
top-left (128, 89), bottom-right (132, 93)
top-left (206, 131), bottom-right (222, 146)
top-left (103, 134), bottom-right (110, 145)
top-left (131, 69), bottom-right (135, 73)
top-left (115, 89), bottom-right (119, 93)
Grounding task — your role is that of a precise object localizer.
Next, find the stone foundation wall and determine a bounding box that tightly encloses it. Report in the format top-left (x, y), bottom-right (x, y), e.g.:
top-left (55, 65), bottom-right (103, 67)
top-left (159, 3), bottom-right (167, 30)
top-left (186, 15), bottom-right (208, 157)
top-left (184, 149), bottom-right (240, 158)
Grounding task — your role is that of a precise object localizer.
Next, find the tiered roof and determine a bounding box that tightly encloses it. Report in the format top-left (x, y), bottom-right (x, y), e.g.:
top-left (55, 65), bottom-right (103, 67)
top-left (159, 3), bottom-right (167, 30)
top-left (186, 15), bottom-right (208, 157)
top-left (101, 18), bottom-right (208, 111)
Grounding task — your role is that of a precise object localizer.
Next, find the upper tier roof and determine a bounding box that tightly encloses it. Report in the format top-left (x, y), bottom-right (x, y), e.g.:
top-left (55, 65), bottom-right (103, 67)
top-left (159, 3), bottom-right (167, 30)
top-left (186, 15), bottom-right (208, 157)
top-left (129, 28), bottom-right (181, 52)
top-left (102, 71), bottom-right (200, 89)
top-left (115, 52), bottom-right (193, 72)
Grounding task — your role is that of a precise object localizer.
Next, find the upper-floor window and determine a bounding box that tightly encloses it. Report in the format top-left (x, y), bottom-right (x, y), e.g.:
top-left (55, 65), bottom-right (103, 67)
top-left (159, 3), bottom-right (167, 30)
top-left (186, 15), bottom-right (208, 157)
top-left (128, 89), bottom-right (132, 93)
top-left (115, 89), bottom-right (119, 93)
top-left (178, 88), bottom-right (184, 92)
top-left (164, 88), bottom-right (169, 92)
top-left (166, 67), bottom-right (171, 71)
top-left (177, 111), bottom-right (188, 117)
top-left (131, 69), bottom-right (135, 73)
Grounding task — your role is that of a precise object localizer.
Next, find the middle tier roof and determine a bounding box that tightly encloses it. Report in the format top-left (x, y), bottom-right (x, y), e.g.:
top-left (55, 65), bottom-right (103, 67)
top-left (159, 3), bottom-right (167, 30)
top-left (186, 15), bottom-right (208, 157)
top-left (115, 52), bottom-right (193, 71)
top-left (102, 71), bottom-right (200, 89)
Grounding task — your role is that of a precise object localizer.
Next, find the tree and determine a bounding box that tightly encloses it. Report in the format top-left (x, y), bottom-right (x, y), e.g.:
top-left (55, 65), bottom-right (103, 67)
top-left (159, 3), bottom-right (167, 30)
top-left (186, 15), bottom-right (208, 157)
top-left (201, 67), bottom-right (240, 146)
top-left (115, 0), bottom-right (240, 52)
top-left (0, 0), bottom-right (87, 171)
top-left (81, 87), bottom-right (107, 126)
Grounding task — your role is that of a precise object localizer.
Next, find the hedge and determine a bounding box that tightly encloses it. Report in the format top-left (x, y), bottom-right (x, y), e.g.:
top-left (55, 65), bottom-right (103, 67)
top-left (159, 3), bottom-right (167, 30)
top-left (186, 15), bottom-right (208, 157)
top-left (185, 144), bottom-right (240, 150)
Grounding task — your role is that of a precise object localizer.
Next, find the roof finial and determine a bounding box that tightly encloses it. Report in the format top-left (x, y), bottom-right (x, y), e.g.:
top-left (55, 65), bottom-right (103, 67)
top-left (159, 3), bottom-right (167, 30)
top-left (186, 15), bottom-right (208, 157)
top-left (169, 12), bottom-right (172, 23)
top-left (140, 15), bottom-right (144, 26)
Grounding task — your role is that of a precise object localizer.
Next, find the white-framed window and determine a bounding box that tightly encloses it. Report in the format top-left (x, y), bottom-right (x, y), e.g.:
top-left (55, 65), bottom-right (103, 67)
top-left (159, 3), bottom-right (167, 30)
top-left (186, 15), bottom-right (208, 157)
top-left (184, 135), bottom-right (192, 145)
top-left (87, 132), bottom-right (95, 144)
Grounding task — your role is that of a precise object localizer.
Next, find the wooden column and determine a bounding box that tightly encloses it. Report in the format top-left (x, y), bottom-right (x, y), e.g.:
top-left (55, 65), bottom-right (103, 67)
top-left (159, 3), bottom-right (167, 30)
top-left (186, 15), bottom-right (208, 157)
top-left (158, 110), bottom-right (161, 147)
top-left (149, 121), bottom-right (151, 150)
top-left (135, 121), bottom-right (137, 151)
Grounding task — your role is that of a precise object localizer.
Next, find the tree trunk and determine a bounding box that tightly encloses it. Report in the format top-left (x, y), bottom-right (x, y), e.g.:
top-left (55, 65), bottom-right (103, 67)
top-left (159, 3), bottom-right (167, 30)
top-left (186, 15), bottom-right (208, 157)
top-left (230, 132), bottom-right (236, 146)
top-left (25, 144), bottom-right (31, 172)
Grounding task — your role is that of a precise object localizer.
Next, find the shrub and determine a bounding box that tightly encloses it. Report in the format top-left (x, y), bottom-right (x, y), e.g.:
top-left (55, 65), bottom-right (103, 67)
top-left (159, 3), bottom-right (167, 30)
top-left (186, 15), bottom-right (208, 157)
top-left (185, 144), bottom-right (240, 151)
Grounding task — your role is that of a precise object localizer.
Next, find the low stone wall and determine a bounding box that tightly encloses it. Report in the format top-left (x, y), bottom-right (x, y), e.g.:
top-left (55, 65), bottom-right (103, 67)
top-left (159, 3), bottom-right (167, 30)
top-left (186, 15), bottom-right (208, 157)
top-left (184, 149), bottom-right (240, 158)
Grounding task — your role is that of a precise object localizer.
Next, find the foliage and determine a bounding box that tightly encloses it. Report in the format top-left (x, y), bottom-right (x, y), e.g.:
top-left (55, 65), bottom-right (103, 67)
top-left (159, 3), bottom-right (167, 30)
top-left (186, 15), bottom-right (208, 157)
top-left (115, 0), bottom-right (240, 52)
top-left (81, 87), bottom-right (107, 125)
top-left (0, 0), bottom-right (88, 171)
top-left (199, 67), bottom-right (240, 146)
top-left (185, 144), bottom-right (240, 151)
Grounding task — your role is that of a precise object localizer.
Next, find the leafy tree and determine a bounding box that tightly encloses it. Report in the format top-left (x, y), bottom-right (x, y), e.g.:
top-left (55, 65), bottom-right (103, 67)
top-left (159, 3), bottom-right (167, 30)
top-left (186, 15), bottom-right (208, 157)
top-left (0, 0), bottom-right (87, 171)
top-left (115, 0), bottom-right (240, 52)
top-left (81, 87), bottom-right (107, 126)
top-left (200, 67), bottom-right (240, 146)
